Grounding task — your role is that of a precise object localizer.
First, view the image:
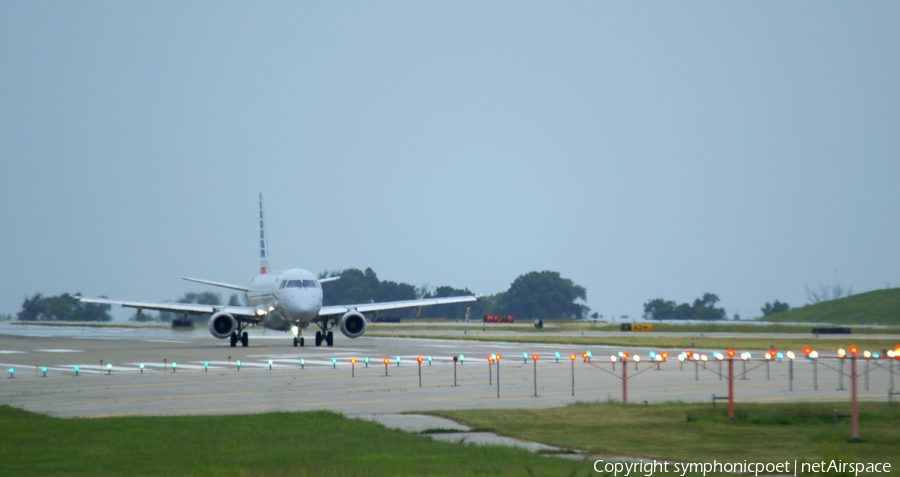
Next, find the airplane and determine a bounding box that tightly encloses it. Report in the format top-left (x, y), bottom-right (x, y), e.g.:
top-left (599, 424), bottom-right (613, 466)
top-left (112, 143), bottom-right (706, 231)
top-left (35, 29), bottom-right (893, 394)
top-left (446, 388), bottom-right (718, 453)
top-left (80, 193), bottom-right (478, 347)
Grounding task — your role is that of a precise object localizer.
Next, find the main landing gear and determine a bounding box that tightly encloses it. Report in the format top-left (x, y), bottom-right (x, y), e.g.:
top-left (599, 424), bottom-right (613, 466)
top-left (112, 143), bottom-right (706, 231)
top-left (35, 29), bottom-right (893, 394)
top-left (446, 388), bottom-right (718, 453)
top-left (314, 330), bottom-right (333, 347)
top-left (230, 331), bottom-right (249, 347)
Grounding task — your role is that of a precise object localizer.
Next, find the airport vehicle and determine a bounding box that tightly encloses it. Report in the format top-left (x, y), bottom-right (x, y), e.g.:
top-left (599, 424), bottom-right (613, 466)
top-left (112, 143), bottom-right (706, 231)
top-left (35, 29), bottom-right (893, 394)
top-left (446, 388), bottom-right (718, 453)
top-left (81, 194), bottom-right (477, 347)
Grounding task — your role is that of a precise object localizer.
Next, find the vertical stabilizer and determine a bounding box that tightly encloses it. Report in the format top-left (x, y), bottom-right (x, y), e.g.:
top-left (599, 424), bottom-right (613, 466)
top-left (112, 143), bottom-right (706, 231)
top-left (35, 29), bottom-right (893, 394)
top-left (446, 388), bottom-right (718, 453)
top-left (259, 192), bottom-right (269, 275)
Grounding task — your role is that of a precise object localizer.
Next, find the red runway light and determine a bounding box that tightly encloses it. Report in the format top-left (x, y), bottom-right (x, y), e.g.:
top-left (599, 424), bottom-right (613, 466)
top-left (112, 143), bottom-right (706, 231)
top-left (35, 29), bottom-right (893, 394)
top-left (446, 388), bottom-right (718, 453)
top-left (768, 348), bottom-right (777, 356)
top-left (685, 350), bottom-right (693, 358)
top-left (661, 351), bottom-right (669, 359)
top-left (802, 346), bottom-right (812, 355)
top-left (848, 345), bottom-right (858, 355)
top-left (569, 353), bottom-right (576, 361)
top-left (416, 356), bottom-right (423, 364)
top-left (726, 348), bottom-right (735, 358)
top-left (350, 358), bottom-right (356, 364)
top-left (621, 351), bottom-right (629, 360)
top-left (532, 353), bottom-right (539, 361)
top-left (382, 357), bottom-right (389, 365)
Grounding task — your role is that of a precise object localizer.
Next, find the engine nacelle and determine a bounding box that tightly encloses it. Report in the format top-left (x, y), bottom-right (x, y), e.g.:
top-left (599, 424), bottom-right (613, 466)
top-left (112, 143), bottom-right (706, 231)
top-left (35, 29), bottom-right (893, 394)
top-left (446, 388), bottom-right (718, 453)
top-left (208, 312), bottom-right (237, 339)
top-left (339, 311), bottom-right (367, 339)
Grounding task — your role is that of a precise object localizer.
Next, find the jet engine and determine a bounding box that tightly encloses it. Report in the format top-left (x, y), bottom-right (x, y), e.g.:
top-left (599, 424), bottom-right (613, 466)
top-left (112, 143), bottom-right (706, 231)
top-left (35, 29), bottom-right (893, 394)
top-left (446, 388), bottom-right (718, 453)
top-left (339, 311), bottom-right (367, 339)
top-left (208, 312), bottom-right (237, 339)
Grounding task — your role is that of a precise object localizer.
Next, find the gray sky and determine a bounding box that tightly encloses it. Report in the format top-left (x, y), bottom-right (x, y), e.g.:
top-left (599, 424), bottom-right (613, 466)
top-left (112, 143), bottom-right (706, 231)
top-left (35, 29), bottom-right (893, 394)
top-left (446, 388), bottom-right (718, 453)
top-left (2, 3), bottom-right (898, 321)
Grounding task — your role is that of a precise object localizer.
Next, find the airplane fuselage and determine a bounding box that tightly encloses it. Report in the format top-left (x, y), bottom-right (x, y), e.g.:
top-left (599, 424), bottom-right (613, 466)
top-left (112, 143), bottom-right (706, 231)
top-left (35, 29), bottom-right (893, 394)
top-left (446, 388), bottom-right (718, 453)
top-left (247, 269), bottom-right (323, 332)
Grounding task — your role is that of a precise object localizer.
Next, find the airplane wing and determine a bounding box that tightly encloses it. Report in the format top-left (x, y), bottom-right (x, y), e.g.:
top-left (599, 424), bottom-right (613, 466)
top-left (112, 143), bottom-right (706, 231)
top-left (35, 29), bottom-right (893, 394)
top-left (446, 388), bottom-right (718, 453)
top-left (180, 277), bottom-right (250, 291)
top-left (79, 297), bottom-right (262, 322)
top-left (318, 295), bottom-right (478, 317)
top-left (319, 276), bottom-right (340, 283)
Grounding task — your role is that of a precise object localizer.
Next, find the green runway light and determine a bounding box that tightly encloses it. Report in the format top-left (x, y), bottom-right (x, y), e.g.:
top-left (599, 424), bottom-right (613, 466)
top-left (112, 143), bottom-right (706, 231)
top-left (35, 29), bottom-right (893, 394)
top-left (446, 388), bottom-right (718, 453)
top-left (395, 356), bottom-right (401, 366)
top-left (236, 359), bottom-right (242, 371)
top-left (427, 355), bottom-right (432, 365)
top-left (171, 362), bottom-right (177, 372)
top-left (459, 354), bottom-right (465, 365)
top-left (7, 367), bottom-right (13, 378)
top-left (269, 359), bottom-right (274, 370)
top-left (139, 363), bottom-right (145, 373)
top-left (41, 366), bottom-right (47, 377)
top-left (332, 357), bottom-right (337, 368)
top-left (364, 357), bottom-right (370, 367)
top-left (106, 363), bottom-right (112, 375)
top-left (74, 365), bottom-right (80, 376)
top-left (203, 361), bottom-right (209, 372)
top-left (299, 358), bottom-right (305, 369)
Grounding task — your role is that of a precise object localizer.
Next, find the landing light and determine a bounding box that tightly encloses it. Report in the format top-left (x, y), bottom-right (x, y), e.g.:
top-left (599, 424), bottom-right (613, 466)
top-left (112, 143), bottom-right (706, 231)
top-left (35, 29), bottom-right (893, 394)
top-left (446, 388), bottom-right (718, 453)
top-left (291, 326), bottom-right (299, 337)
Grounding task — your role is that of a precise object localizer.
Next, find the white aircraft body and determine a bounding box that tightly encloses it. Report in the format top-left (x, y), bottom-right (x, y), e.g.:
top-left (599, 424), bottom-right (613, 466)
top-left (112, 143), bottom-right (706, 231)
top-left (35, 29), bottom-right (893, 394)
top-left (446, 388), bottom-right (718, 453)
top-left (81, 194), bottom-right (477, 347)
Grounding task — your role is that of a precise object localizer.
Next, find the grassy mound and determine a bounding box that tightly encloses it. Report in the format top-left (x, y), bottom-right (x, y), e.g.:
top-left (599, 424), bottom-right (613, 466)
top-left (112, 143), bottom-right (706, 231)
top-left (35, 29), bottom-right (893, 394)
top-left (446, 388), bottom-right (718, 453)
top-left (760, 288), bottom-right (900, 325)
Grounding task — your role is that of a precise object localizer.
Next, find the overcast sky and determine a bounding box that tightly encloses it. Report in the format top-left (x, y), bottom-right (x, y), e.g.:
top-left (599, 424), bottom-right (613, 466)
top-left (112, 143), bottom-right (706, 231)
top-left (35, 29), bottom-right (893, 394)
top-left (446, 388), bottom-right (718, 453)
top-left (2, 3), bottom-right (898, 321)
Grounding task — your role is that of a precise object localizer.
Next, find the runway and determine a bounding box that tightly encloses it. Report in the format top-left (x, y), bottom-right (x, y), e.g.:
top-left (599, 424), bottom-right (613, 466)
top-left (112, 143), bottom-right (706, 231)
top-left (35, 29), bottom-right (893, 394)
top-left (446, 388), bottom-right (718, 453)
top-left (0, 323), bottom-right (895, 419)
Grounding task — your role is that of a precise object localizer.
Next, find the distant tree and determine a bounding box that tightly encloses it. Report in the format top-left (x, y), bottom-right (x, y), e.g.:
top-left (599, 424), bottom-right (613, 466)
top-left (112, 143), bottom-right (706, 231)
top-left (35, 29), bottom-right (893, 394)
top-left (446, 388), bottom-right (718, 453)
top-left (0, 313), bottom-right (13, 321)
top-left (761, 300), bottom-right (790, 316)
top-left (420, 285), bottom-right (476, 319)
top-left (499, 271), bottom-right (588, 319)
top-left (806, 283), bottom-right (853, 304)
top-left (643, 293), bottom-right (725, 321)
top-left (16, 292), bottom-right (111, 322)
top-left (228, 293), bottom-right (245, 307)
top-left (129, 310), bottom-right (158, 322)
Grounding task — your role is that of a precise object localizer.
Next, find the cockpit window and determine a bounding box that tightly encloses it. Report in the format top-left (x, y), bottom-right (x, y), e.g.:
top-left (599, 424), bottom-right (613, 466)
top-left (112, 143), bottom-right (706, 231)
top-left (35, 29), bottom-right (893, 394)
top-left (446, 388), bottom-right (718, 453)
top-left (278, 280), bottom-right (287, 289)
top-left (302, 280), bottom-right (318, 288)
top-left (286, 280), bottom-right (303, 288)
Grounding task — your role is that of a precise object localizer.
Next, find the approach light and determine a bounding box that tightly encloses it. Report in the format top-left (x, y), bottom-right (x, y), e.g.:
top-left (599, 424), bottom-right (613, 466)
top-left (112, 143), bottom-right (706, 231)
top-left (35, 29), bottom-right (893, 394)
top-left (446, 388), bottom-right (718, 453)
top-left (765, 353), bottom-right (772, 360)
top-left (654, 354), bottom-right (663, 362)
top-left (802, 346), bottom-right (812, 355)
top-left (837, 348), bottom-right (847, 358)
top-left (677, 354), bottom-right (685, 362)
top-left (633, 355), bottom-right (641, 363)
top-left (776, 352), bottom-right (785, 360)
top-left (808, 351), bottom-right (819, 359)
top-left (700, 355), bottom-right (708, 362)
top-left (786, 351), bottom-right (795, 360)
top-left (715, 352), bottom-right (724, 361)
top-left (849, 345), bottom-right (859, 355)
top-left (741, 352), bottom-right (750, 361)
top-left (873, 352), bottom-right (880, 359)
top-left (888, 350), bottom-right (896, 358)
top-left (692, 353), bottom-right (700, 361)
top-left (863, 350), bottom-right (872, 359)
top-left (726, 348), bottom-right (735, 358)
top-left (649, 351), bottom-right (657, 359)
top-left (611, 355), bottom-right (618, 363)
top-left (586, 350), bottom-right (593, 358)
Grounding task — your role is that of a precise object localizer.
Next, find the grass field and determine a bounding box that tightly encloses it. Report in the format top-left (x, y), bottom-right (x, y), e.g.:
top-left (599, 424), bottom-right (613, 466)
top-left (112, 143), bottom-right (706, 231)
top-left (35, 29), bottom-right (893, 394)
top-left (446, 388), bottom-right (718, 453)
top-left (0, 405), bottom-right (582, 476)
top-left (427, 401), bottom-right (900, 472)
top-left (372, 322), bottom-right (900, 334)
top-left (5, 401), bottom-right (898, 476)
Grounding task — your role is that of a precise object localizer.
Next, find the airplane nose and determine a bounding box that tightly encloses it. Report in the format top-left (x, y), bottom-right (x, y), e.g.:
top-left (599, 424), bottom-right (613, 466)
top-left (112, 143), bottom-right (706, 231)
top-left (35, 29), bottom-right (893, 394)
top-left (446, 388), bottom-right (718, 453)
top-left (280, 293), bottom-right (317, 319)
